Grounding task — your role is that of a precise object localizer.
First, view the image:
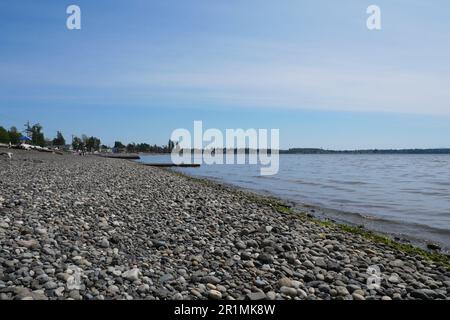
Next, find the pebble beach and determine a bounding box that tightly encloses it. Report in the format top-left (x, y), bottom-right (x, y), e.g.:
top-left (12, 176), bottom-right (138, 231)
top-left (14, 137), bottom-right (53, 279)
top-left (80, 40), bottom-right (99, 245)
top-left (0, 150), bottom-right (449, 300)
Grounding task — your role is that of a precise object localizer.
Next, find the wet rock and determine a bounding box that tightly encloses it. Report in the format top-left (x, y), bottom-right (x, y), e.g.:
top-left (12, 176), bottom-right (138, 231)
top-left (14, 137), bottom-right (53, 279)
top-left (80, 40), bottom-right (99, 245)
top-left (426, 243), bottom-right (441, 251)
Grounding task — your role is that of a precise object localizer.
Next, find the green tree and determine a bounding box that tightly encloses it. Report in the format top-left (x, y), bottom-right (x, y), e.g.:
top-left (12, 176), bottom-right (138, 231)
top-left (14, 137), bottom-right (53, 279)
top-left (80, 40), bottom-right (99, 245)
top-left (114, 141), bottom-right (125, 149)
top-left (31, 123), bottom-right (45, 147)
top-left (0, 126), bottom-right (10, 143)
top-left (8, 127), bottom-right (21, 144)
top-left (72, 136), bottom-right (84, 151)
top-left (168, 139), bottom-right (175, 152)
top-left (126, 143), bottom-right (136, 153)
top-left (86, 136), bottom-right (101, 152)
top-left (24, 121), bottom-right (32, 139)
top-left (52, 131), bottom-right (66, 146)
top-left (94, 137), bottom-right (101, 151)
top-left (81, 134), bottom-right (88, 146)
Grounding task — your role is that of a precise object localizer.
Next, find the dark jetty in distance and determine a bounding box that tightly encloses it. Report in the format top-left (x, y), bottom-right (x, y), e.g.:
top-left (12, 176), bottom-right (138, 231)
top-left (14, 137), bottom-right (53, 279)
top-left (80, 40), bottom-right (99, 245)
top-left (97, 153), bottom-right (140, 160)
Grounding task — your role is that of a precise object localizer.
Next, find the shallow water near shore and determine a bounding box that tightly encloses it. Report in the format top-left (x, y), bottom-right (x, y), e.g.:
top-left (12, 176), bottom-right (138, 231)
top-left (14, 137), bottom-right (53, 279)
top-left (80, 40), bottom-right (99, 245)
top-left (139, 154), bottom-right (450, 251)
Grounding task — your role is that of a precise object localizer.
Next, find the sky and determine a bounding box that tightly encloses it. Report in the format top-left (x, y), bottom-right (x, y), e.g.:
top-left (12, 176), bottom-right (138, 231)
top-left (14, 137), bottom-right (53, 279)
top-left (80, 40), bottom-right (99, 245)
top-left (0, 0), bottom-right (449, 149)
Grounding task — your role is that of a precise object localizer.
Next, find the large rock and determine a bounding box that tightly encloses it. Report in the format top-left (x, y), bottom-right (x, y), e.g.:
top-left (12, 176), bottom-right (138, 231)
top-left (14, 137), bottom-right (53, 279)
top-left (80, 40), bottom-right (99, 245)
top-left (247, 292), bottom-right (267, 300)
top-left (280, 286), bottom-right (297, 297)
top-left (17, 239), bottom-right (38, 249)
top-left (208, 290), bottom-right (222, 300)
top-left (122, 268), bottom-right (140, 281)
top-left (410, 289), bottom-right (437, 300)
top-left (257, 253), bottom-right (274, 264)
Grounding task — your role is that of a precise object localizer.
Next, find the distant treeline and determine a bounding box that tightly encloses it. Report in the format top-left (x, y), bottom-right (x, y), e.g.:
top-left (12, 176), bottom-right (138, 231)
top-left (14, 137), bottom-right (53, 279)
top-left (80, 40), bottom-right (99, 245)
top-left (174, 148), bottom-right (450, 155)
top-left (115, 140), bottom-right (175, 154)
top-left (280, 148), bottom-right (450, 154)
top-left (0, 121), bottom-right (174, 153)
top-left (0, 122), bottom-right (51, 147)
top-left (3, 121), bottom-right (448, 155)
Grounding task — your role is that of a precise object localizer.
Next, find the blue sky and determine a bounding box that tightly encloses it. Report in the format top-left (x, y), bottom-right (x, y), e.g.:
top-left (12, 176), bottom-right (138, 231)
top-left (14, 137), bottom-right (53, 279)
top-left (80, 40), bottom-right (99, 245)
top-left (0, 0), bottom-right (449, 148)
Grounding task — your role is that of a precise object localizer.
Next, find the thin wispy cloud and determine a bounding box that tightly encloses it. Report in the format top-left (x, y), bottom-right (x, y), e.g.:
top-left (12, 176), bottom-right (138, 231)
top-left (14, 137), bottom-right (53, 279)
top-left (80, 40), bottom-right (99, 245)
top-left (3, 51), bottom-right (450, 115)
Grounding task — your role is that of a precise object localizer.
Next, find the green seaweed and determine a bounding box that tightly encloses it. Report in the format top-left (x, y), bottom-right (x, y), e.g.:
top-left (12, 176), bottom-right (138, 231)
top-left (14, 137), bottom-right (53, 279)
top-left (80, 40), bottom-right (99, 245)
top-left (252, 191), bottom-right (450, 269)
top-left (336, 224), bottom-right (450, 268)
top-left (276, 203), bottom-right (449, 268)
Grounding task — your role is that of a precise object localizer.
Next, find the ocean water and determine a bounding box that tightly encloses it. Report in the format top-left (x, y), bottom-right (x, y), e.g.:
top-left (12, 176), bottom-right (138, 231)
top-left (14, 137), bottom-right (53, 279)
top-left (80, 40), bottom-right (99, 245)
top-left (139, 154), bottom-right (450, 250)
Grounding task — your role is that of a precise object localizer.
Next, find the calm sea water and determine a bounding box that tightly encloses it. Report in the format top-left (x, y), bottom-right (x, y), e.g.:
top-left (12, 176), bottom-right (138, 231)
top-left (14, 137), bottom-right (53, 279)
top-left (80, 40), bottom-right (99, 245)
top-left (139, 154), bottom-right (450, 250)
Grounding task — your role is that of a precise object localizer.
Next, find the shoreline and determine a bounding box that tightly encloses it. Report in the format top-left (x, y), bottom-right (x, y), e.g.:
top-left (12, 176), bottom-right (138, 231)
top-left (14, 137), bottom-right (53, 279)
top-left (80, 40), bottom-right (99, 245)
top-left (0, 150), bottom-right (449, 300)
top-left (175, 171), bottom-right (450, 254)
top-left (166, 168), bottom-right (450, 262)
top-left (160, 156), bottom-right (450, 255)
